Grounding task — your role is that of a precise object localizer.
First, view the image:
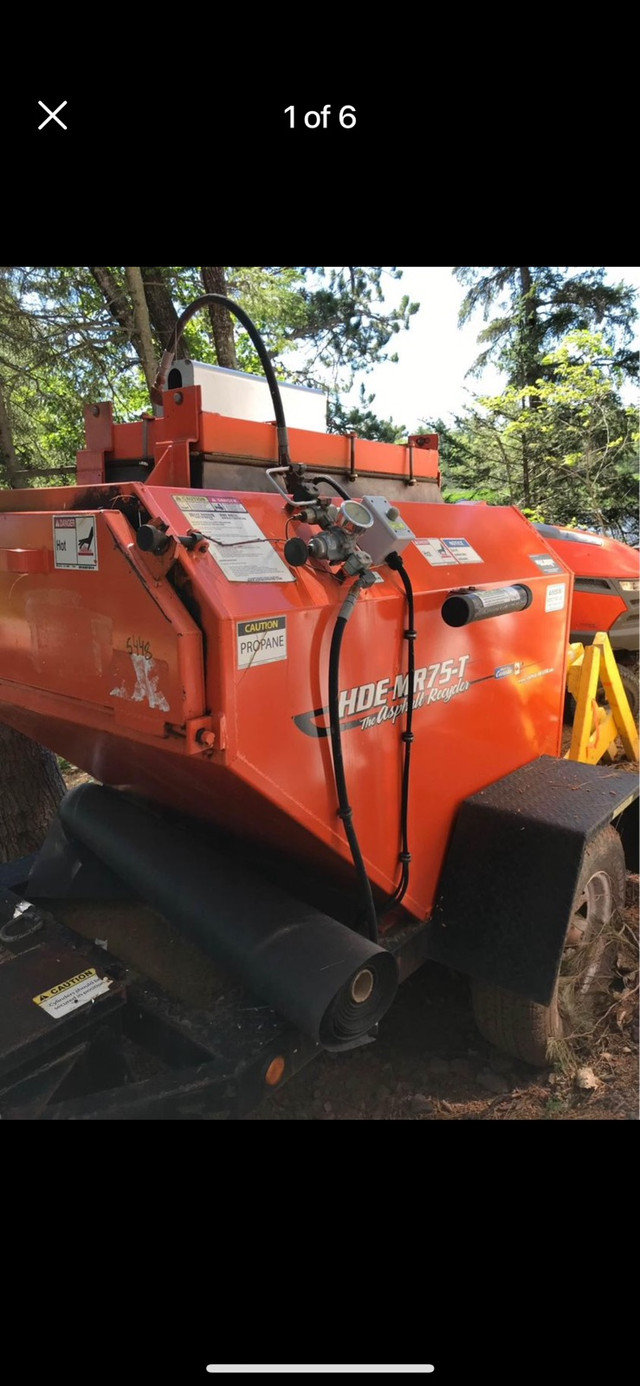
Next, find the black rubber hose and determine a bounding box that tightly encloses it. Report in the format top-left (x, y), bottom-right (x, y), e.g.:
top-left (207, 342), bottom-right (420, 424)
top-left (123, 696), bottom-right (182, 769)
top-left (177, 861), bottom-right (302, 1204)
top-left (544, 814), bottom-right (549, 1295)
top-left (382, 553), bottom-right (416, 909)
top-left (328, 576), bottom-right (379, 944)
top-left (151, 293), bottom-right (291, 466)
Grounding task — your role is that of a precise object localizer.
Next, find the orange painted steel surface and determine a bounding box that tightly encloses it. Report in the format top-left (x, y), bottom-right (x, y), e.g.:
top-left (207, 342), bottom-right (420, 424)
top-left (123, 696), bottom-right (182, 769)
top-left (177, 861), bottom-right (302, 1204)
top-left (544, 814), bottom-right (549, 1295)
top-left (544, 528), bottom-right (639, 581)
top-left (73, 388), bottom-right (440, 488)
top-left (542, 528), bottom-right (639, 638)
top-left (0, 461), bottom-right (571, 924)
top-left (570, 589), bottom-right (626, 636)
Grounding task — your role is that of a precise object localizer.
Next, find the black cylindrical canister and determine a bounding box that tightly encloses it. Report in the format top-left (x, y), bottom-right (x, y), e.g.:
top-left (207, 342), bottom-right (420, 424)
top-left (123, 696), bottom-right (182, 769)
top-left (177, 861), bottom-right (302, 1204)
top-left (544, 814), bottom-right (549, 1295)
top-left (59, 785), bottom-right (398, 1051)
top-left (442, 584), bottom-right (532, 627)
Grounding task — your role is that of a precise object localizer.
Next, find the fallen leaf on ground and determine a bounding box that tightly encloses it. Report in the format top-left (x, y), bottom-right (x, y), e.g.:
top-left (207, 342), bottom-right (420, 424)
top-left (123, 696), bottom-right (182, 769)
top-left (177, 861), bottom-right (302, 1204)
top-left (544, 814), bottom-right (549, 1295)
top-left (575, 1067), bottom-right (600, 1091)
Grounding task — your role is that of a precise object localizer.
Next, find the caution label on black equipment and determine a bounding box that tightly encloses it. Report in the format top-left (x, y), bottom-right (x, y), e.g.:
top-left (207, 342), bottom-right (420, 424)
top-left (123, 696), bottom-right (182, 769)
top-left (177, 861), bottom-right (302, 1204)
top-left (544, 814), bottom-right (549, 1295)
top-left (237, 616), bottom-right (287, 668)
top-left (33, 968), bottom-right (112, 1019)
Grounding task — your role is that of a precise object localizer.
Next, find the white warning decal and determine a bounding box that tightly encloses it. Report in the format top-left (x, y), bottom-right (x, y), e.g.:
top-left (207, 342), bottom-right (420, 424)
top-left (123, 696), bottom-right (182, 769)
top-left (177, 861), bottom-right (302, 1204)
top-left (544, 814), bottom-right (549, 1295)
top-left (174, 495), bottom-right (294, 584)
top-left (440, 537), bottom-right (484, 564)
top-left (237, 616), bottom-right (287, 669)
top-left (545, 582), bottom-right (566, 612)
top-left (415, 536), bottom-right (483, 566)
top-left (476, 586), bottom-right (522, 609)
top-left (53, 515), bottom-right (98, 570)
top-left (414, 538), bottom-right (455, 566)
top-left (33, 968), bottom-right (112, 1020)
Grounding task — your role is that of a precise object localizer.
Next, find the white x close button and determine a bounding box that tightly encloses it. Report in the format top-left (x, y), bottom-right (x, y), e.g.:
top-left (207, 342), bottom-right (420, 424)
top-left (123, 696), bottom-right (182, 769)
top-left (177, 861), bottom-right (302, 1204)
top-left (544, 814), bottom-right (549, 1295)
top-left (38, 100), bottom-right (67, 130)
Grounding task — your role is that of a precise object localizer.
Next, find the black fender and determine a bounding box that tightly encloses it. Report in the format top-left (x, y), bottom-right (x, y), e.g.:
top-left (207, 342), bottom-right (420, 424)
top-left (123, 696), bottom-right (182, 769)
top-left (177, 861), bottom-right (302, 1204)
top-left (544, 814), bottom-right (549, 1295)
top-left (425, 755), bottom-right (638, 1006)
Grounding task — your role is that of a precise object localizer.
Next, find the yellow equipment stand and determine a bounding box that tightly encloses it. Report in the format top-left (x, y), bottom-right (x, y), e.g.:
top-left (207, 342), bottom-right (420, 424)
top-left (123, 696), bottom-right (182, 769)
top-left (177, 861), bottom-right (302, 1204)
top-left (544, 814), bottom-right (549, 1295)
top-left (565, 633), bottom-right (639, 765)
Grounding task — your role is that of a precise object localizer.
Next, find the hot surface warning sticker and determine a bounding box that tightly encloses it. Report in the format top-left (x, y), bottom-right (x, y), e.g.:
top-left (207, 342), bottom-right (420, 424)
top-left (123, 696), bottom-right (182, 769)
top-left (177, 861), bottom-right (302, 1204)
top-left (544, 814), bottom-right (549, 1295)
top-left (237, 616), bottom-right (287, 668)
top-left (53, 515), bottom-right (98, 569)
top-left (33, 968), bottom-right (112, 1020)
top-left (415, 536), bottom-right (484, 566)
top-left (174, 495), bottom-right (294, 584)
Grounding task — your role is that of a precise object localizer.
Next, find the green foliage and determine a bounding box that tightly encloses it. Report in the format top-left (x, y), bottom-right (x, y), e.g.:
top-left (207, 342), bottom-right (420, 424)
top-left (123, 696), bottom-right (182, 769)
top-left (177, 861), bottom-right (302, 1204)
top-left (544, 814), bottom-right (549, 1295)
top-left (455, 266), bottom-right (638, 387)
top-left (447, 269), bottom-right (638, 535)
top-left (1, 267), bottom-right (148, 483)
top-left (436, 331), bottom-right (639, 541)
top-left (0, 267), bottom-right (417, 485)
top-left (329, 384), bottom-right (406, 442)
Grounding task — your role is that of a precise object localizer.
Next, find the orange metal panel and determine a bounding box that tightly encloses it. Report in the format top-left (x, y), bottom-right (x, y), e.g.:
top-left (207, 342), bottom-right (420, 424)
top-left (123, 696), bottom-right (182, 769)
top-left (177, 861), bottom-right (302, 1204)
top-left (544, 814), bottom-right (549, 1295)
top-left (545, 530), bottom-right (640, 581)
top-left (0, 480), bottom-right (571, 926)
top-left (161, 384), bottom-right (202, 441)
top-left (543, 530), bottom-right (638, 635)
top-left (137, 489), bottom-right (569, 919)
top-left (0, 547), bottom-right (51, 574)
top-left (76, 451), bottom-right (106, 484)
top-left (0, 503), bottom-right (206, 739)
top-left (197, 413), bottom-right (439, 480)
top-left (0, 483), bottom-right (132, 515)
top-left (84, 401), bottom-right (114, 453)
top-left (75, 386), bottom-right (439, 483)
top-left (570, 590), bottom-right (626, 635)
top-left (105, 421), bottom-right (146, 459)
top-left (151, 439), bottom-right (192, 487)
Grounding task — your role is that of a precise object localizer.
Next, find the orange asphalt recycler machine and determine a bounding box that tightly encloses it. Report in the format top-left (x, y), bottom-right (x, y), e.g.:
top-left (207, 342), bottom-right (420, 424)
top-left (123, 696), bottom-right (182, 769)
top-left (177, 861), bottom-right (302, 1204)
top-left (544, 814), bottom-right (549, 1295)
top-left (0, 295), bottom-right (637, 1119)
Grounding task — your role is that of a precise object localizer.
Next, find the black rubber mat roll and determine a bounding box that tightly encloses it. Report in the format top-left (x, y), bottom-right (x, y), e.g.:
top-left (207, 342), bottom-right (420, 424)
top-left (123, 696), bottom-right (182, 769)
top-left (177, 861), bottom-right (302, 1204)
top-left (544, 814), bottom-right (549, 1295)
top-left (58, 785), bottom-right (398, 1051)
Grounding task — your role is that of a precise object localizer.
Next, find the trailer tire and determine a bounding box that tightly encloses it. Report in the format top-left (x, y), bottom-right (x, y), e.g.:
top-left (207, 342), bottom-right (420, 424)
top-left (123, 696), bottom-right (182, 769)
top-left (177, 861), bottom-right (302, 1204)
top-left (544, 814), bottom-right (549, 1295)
top-left (470, 825), bottom-right (626, 1066)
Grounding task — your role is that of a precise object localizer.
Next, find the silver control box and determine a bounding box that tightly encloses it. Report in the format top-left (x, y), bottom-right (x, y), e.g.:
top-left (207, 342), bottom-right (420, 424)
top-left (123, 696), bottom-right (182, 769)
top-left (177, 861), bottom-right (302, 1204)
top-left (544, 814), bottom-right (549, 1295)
top-left (360, 495), bottom-right (416, 567)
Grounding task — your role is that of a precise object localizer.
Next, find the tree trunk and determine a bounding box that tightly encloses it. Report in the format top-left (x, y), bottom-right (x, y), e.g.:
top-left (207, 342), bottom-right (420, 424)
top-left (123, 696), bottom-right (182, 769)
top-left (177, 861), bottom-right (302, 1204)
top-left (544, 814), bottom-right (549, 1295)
top-left (518, 266), bottom-right (540, 406)
top-left (0, 723), bottom-right (65, 862)
top-left (520, 433), bottom-right (532, 510)
top-left (90, 266), bottom-right (139, 347)
top-left (141, 268), bottom-right (189, 359)
top-left (518, 267), bottom-right (538, 510)
top-left (124, 266), bottom-right (157, 395)
top-left (201, 267), bottom-right (238, 368)
top-left (0, 375), bottom-right (20, 487)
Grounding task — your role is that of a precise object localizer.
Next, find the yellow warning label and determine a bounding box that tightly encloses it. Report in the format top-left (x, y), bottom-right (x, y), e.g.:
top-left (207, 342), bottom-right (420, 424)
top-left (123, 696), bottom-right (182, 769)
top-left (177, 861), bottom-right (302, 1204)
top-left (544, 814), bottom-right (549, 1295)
top-left (33, 968), bottom-right (112, 1020)
top-left (33, 968), bottom-right (96, 1004)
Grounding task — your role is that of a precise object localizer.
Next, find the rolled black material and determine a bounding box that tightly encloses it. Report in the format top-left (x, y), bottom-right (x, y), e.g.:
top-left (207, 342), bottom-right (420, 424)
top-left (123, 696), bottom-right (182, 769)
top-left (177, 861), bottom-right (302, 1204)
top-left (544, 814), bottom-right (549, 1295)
top-left (442, 584), bottom-right (532, 627)
top-left (59, 785), bottom-right (398, 1051)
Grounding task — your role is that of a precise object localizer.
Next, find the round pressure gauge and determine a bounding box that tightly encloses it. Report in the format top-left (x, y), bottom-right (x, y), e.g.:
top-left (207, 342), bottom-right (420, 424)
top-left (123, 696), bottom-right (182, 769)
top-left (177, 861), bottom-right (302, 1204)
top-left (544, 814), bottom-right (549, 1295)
top-left (339, 500), bottom-right (374, 534)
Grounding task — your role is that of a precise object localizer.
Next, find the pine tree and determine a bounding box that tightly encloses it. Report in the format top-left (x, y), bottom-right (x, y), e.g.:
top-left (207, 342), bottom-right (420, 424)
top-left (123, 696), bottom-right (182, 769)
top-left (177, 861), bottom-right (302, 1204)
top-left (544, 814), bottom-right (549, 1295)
top-left (453, 267), bottom-right (638, 508)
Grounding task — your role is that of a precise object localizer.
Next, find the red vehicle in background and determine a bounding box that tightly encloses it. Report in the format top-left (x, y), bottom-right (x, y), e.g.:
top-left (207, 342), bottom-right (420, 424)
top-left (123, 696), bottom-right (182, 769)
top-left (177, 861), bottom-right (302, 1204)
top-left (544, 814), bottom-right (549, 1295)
top-left (453, 501), bottom-right (639, 714)
top-left (534, 523), bottom-right (639, 714)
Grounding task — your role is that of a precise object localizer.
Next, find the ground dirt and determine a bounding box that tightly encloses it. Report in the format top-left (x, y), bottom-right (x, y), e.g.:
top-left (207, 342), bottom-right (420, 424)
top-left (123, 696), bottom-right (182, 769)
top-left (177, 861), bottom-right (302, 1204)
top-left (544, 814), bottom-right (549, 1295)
top-left (61, 759), bottom-right (639, 1122)
top-left (247, 878), bottom-right (638, 1122)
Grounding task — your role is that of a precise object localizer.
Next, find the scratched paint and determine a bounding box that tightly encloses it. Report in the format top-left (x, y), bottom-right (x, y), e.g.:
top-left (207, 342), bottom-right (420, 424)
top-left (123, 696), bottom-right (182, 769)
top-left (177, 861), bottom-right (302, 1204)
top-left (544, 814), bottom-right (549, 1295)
top-left (110, 653), bottom-right (170, 712)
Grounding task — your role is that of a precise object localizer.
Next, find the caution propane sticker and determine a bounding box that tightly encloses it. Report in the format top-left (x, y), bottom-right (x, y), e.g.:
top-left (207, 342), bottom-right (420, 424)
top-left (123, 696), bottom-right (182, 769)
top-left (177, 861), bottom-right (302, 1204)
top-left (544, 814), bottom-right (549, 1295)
top-left (236, 616), bottom-right (287, 669)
